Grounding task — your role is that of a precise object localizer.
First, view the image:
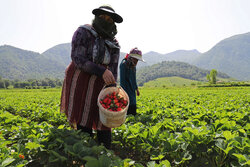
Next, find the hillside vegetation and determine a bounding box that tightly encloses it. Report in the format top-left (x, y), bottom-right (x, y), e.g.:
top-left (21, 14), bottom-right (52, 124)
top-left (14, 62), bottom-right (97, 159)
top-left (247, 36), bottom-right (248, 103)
top-left (0, 45), bottom-right (65, 80)
top-left (42, 43), bottom-right (71, 66)
top-left (136, 61), bottom-right (230, 86)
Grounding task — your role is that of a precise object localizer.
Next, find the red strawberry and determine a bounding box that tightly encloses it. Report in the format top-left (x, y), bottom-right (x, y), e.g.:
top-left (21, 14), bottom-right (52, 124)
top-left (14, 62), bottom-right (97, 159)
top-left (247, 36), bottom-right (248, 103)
top-left (100, 92), bottom-right (128, 112)
top-left (19, 154), bottom-right (25, 159)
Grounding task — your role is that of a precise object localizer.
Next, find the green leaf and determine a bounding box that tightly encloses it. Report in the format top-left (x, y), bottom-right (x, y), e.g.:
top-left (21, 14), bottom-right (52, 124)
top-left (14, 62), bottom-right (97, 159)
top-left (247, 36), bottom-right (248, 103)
top-left (233, 136), bottom-right (244, 146)
top-left (190, 157), bottom-right (211, 167)
top-left (83, 156), bottom-right (98, 161)
top-left (50, 150), bottom-right (67, 162)
top-left (129, 124), bottom-right (141, 135)
top-left (25, 142), bottom-right (41, 150)
top-left (163, 141), bottom-right (171, 152)
top-left (99, 155), bottom-right (111, 167)
top-left (49, 157), bottom-right (60, 163)
top-left (31, 129), bottom-right (37, 134)
top-left (182, 151), bottom-right (192, 161)
top-left (182, 131), bottom-right (193, 141)
top-left (123, 159), bottom-right (135, 166)
top-left (150, 124), bottom-right (161, 136)
top-left (150, 154), bottom-right (165, 160)
top-left (1, 158), bottom-right (15, 167)
top-left (140, 130), bottom-right (148, 139)
top-left (245, 123), bottom-right (250, 130)
top-left (134, 163), bottom-right (145, 167)
top-left (55, 138), bottom-right (64, 143)
top-left (223, 131), bottom-right (235, 140)
top-left (215, 138), bottom-right (233, 155)
top-left (64, 136), bottom-right (79, 145)
top-left (238, 129), bottom-right (246, 134)
top-left (73, 142), bottom-right (84, 153)
top-left (245, 160), bottom-right (250, 166)
top-left (232, 154), bottom-right (249, 166)
top-left (181, 142), bottom-right (189, 151)
top-left (64, 144), bottom-right (77, 156)
top-left (147, 161), bottom-right (156, 167)
top-left (183, 127), bottom-right (199, 136)
top-left (85, 161), bottom-right (100, 167)
top-left (159, 160), bottom-right (171, 167)
top-left (216, 138), bottom-right (227, 150)
top-left (57, 125), bottom-right (65, 129)
top-left (83, 156), bottom-right (99, 167)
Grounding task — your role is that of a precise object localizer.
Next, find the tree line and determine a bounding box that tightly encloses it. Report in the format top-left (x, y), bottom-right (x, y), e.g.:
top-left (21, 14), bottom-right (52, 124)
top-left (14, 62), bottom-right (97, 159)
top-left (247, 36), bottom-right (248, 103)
top-left (0, 76), bottom-right (63, 89)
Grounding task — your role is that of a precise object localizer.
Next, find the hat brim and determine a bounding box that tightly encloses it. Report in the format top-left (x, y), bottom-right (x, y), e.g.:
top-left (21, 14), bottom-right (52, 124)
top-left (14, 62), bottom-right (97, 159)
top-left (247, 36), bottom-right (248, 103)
top-left (129, 54), bottom-right (145, 62)
top-left (92, 8), bottom-right (123, 23)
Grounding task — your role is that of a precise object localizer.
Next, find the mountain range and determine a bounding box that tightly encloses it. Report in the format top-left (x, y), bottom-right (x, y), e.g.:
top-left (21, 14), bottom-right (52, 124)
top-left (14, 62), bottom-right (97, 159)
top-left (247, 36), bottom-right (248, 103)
top-left (192, 32), bottom-right (250, 80)
top-left (0, 32), bottom-right (249, 81)
top-left (0, 45), bottom-right (65, 80)
top-left (136, 49), bottom-right (201, 69)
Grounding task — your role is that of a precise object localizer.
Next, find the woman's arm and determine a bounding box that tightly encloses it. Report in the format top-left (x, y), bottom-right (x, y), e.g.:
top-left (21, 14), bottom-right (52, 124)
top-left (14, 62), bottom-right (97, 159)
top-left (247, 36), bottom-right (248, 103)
top-left (71, 27), bottom-right (106, 78)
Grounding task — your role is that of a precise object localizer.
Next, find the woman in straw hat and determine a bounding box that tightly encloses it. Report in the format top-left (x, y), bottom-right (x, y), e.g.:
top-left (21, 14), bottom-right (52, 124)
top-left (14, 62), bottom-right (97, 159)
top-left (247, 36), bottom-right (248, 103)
top-left (60, 5), bottom-right (123, 149)
top-left (119, 47), bottom-right (144, 115)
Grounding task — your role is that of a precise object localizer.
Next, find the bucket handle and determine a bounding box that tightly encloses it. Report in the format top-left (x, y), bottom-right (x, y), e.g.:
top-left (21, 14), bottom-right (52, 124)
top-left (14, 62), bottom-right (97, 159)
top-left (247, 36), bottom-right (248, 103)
top-left (102, 83), bottom-right (117, 90)
top-left (101, 84), bottom-right (125, 95)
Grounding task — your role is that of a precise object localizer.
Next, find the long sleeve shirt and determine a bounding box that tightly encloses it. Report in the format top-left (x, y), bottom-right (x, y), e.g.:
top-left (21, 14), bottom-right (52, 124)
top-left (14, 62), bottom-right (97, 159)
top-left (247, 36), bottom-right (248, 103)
top-left (119, 59), bottom-right (138, 105)
top-left (71, 25), bottom-right (120, 80)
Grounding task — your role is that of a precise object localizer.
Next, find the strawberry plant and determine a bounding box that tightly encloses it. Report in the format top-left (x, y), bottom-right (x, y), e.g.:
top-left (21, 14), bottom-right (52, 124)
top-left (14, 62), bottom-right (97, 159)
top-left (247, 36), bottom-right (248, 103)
top-left (0, 87), bottom-right (249, 166)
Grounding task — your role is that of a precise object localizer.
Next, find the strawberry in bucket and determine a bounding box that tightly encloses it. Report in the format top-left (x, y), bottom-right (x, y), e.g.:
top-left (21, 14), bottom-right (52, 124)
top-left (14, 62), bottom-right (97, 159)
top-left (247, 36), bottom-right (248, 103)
top-left (100, 92), bottom-right (128, 112)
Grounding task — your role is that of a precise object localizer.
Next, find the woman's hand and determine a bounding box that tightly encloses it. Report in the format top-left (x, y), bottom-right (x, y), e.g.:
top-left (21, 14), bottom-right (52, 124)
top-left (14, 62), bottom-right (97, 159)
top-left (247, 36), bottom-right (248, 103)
top-left (136, 89), bottom-right (140, 96)
top-left (102, 69), bottom-right (115, 85)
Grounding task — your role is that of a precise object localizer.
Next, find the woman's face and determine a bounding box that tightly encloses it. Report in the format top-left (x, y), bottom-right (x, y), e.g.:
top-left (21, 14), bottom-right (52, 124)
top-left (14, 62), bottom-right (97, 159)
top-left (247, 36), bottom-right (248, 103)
top-left (99, 14), bottom-right (114, 23)
top-left (130, 57), bottom-right (138, 66)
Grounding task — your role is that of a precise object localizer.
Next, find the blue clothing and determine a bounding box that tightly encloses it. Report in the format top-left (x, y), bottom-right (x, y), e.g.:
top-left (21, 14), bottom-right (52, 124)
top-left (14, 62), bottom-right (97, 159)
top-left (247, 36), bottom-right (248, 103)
top-left (119, 59), bottom-right (138, 105)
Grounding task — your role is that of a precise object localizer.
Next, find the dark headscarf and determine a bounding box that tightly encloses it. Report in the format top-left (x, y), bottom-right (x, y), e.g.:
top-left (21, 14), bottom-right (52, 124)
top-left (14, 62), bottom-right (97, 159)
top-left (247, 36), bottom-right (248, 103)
top-left (92, 16), bottom-right (117, 39)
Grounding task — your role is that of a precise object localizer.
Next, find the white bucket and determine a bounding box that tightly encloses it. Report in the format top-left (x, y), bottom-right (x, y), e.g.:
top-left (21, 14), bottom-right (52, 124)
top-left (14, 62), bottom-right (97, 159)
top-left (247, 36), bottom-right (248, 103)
top-left (97, 86), bottom-right (129, 128)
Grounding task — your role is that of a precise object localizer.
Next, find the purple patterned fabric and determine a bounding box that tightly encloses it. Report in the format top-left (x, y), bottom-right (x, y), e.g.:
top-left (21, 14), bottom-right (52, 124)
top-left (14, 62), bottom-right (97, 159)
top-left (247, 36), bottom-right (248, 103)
top-left (129, 47), bottom-right (142, 56)
top-left (71, 24), bottom-right (120, 80)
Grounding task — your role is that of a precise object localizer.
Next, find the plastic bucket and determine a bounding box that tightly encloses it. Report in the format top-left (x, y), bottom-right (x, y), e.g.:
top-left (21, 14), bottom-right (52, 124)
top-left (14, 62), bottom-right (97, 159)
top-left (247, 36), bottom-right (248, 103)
top-left (97, 86), bottom-right (129, 128)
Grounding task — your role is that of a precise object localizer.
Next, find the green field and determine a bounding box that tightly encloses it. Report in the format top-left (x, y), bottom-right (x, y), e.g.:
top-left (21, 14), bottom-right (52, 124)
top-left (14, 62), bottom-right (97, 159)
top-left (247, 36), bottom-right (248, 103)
top-left (142, 76), bottom-right (244, 88)
top-left (0, 87), bottom-right (249, 166)
top-left (143, 77), bottom-right (201, 87)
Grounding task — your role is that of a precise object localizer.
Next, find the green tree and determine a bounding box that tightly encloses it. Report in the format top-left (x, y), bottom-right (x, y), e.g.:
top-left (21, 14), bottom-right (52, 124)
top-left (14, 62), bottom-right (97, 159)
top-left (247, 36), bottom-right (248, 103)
top-left (210, 69), bottom-right (217, 84)
top-left (3, 80), bottom-right (10, 88)
top-left (206, 74), bottom-right (211, 83)
top-left (14, 82), bottom-right (20, 88)
top-left (0, 80), bottom-right (5, 88)
top-left (41, 80), bottom-right (49, 86)
top-left (20, 82), bottom-right (31, 88)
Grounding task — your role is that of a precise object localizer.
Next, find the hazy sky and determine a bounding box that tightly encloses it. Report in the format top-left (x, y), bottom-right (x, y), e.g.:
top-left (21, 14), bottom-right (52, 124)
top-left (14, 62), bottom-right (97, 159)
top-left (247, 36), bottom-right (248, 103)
top-left (1, 0), bottom-right (250, 54)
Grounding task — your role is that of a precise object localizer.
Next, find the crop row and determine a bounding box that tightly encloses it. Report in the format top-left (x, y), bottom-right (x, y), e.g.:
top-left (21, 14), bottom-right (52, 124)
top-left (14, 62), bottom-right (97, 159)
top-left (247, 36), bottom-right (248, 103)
top-left (0, 87), bottom-right (249, 166)
top-left (113, 88), bottom-right (250, 166)
top-left (0, 89), bottom-right (170, 166)
top-left (0, 89), bottom-right (66, 126)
